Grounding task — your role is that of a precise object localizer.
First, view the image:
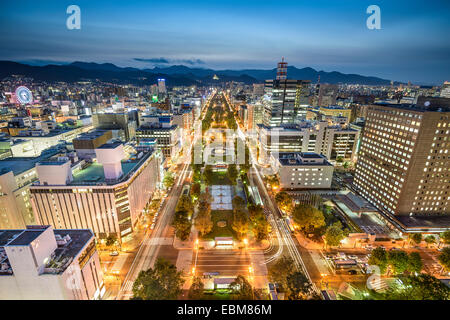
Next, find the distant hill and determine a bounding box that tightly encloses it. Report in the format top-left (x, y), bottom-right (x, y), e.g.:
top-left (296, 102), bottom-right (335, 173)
top-left (0, 61), bottom-right (395, 85)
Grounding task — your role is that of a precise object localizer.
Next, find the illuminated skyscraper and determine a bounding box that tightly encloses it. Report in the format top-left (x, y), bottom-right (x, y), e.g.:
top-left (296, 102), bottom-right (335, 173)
top-left (158, 78), bottom-right (166, 94)
top-left (354, 99), bottom-right (450, 231)
top-left (263, 59), bottom-right (310, 126)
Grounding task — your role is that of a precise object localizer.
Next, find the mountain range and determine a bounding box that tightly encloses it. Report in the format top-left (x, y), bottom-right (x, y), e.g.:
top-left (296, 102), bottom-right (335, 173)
top-left (0, 61), bottom-right (396, 86)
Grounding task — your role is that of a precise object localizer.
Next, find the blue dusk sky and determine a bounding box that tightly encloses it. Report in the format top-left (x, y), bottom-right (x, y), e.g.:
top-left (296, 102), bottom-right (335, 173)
top-left (0, 0), bottom-right (449, 84)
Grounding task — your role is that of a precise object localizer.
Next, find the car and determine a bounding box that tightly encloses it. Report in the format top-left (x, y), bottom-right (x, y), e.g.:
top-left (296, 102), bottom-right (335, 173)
top-left (348, 255), bottom-right (358, 260)
top-left (348, 270), bottom-right (357, 275)
top-left (109, 251), bottom-right (119, 256)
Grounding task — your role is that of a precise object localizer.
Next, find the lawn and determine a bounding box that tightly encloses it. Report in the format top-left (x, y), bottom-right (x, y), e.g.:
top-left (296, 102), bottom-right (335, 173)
top-left (209, 171), bottom-right (231, 185)
top-left (202, 210), bottom-right (236, 240)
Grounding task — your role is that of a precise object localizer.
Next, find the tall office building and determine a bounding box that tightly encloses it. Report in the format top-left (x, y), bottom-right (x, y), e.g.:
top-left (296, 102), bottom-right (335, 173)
top-left (263, 59), bottom-right (310, 126)
top-left (158, 78), bottom-right (167, 94)
top-left (353, 100), bottom-right (450, 229)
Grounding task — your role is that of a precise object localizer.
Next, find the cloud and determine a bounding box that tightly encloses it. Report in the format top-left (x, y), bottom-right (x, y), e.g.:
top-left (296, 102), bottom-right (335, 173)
top-left (133, 57), bottom-right (205, 65)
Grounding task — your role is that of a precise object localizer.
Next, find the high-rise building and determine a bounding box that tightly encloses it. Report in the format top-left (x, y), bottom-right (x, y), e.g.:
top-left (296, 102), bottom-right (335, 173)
top-left (263, 59), bottom-right (310, 126)
top-left (353, 100), bottom-right (450, 229)
top-left (158, 78), bottom-right (166, 94)
top-left (0, 225), bottom-right (104, 300)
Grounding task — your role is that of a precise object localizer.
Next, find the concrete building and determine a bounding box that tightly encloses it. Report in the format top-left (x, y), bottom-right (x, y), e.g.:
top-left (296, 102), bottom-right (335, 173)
top-left (257, 121), bottom-right (359, 164)
top-left (263, 79), bottom-right (311, 126)
top-left (92, 112), bottom-right (137, 141)
top-left (136, 117), bottom-right (181, 160)
top-left (72, 130), bottom-right (113, 160)
top-left (263, 59), bottom-right (310, 126)
top-left (12, 126), bottom-right (91, 157)
top-left (353, 100), bottom-right (450, 231)
top-left (0, 147), bottom-right (68, 229)
top-left (0, 225), bottom-right (104, 300)
top-left (271, 152), bottom-right (334, 190)
top-left (30, 143), bottom-right (162, 242)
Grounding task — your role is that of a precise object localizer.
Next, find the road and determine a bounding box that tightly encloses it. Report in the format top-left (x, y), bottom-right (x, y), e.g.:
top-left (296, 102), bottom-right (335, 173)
top-left (115, 91), bottom-right (218, 299)
top-left (116, 162), bottom-right (191, 299)
top-left (223, 92), bottom-right (320, 294)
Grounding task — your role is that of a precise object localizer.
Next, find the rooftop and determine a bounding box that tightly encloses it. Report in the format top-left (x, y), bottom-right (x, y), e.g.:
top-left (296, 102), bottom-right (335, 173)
top-left (0, 226), bottom-right (94, 276)
top-left (0, 147), bottom-right (62, 176)
top-left (373, 100), bottom-right (450, 113)
top-left (277, 152), bottom-right (331, 166)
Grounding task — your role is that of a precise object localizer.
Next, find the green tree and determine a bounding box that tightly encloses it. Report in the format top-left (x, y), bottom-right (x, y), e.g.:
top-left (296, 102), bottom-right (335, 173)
top-left (176, 194), bottom-right (194, 216)
top-left (248, 204), bottom-right (264, 222)
top-left (368, 247), bottom-right (388, 274)
top-left (132, 258), bottom-right (184, 300)
top-left (438, 247), bottom-right (450, 272)
top-left (424, 235), bottom-right (436, 248)
top-left (324, 221), bottom-right (347, 248)
top-left (384, 274), bottom-right (450, 300)
top-left (195, 206), bottom-right (213, 236)
top-left (204, 166), bottom-right (214, 185)
top-left (410, 233), bottom-right (422, 245)
top-left (292, 204), bottom-right (325, 232)
top-left (191, 183), bottom-right (201, 200)
top-left (252, 213), bottom-right (270, 241)
top-left (407, 252), bottom-right (423, 274)
top-left (105, 234), bottom-right (117, 248)
top-left (227, 164), bottom-right (238, 185)
top-left (163, 171), bottom-right (175, 189)
top-left (232, 209), bottom-right (249, 239)
top-left (232, 196), bottom-right (246, 212)
top-left (268, 256), bottom-right (296, 290)
top-left (188, 276), bottom-right (204, 300)
top-left (286, 271), bottom-right (312, 300)
top-left (275, 191), bottom-right (294, 214)
top-left (172, 210), bottom-right (192, 241)
top-left (440, 230), bottom-right (450, 245)
top-left (387, 250), bottom-right (410, 274)
top-left (230, 275), bottom-right (254, 300)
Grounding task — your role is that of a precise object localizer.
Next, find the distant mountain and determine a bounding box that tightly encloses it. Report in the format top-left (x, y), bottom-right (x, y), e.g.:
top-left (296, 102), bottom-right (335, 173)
top-left (0, 61), bottom-right (395, 85)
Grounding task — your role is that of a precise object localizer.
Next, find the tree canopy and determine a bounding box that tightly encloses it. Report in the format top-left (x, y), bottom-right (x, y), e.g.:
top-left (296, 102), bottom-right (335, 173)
top-left (380, 274), bottom-right (450, 300)
top-left (324, 221), bottom-right (347, 248)
top-left (275, 191), bottom-right (294, 213)
top-left (172, 210), bottom-right (192, 241)
top-left (163, 171), bottom-right (175, 189)
top-left (286, 271), bottom-right (313, 300)
top-left (188, 276), bottom-right (205, 300)
top-left (438, 247), bottom-right (450, 272)
top-left (230, 275), bottom-right (254, 300)
top-left (292, 204), bottom-right (325, 232)
top-left (132, 258), bottom-right (184, 300)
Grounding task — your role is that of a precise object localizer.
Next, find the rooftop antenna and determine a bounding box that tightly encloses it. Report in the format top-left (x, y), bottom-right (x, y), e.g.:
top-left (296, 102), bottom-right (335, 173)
top-left (276, 57), bottom-right (287, 80)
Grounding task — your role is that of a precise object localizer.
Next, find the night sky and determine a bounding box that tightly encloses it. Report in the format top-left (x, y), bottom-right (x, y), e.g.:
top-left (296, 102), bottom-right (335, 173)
top-left (0, 0), bottom-right (449, 84)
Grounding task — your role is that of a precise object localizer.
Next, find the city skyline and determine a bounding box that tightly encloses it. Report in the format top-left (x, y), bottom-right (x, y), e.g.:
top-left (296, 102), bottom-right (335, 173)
top-left (0, 0), bottom-right (449, 84)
